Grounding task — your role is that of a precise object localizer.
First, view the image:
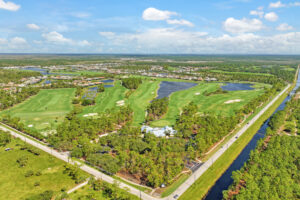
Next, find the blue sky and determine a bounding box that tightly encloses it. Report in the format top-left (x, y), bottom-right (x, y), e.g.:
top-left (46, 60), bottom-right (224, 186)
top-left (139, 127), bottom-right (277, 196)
top-left (0, 0), bottom-right (299, 54)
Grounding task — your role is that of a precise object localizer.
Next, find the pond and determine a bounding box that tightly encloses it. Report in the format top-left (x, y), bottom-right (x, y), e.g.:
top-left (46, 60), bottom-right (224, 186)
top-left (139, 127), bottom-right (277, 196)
top-left (23, 67), bottom-right (75, 76)
top-left (221, 83), bottom-right (254, 91)
top-left (156, 81), bottom-right (198, 99)
top-left (102, 79), bottom-right (114, 83)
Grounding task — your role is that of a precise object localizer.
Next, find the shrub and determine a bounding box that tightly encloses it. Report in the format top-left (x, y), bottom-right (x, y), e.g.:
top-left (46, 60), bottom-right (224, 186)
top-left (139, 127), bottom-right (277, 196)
top-left (35, 170), bottom-right (42, 176)
top-left (25, 170), bottom-right (34, 177)
top-left (34, 181), bottom-right (40, 187)
top-left (16, 156), bottom-right (28, 167)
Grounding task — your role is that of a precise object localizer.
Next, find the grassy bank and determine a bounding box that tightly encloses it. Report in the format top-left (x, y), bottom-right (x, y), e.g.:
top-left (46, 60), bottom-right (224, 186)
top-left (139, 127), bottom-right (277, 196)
top-left (179, 85), bottom-right (291, 200)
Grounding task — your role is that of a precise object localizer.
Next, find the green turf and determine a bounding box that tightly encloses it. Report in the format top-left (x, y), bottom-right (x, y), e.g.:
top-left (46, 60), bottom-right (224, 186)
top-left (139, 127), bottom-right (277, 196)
top-left (161, 173), bottom-right (190, 197)
top-left (128, 80), bottom-right (160, 126)
top-left (151, 83), bottom-right (266, 127)
top-left (79, 81), bottom-right (128, 116)
top-left (0, 139), bottom-right (78, 200)
top-left (67, 184), bottom-right (140, 200)
top-left (0, 88), bottom-right (75, 131)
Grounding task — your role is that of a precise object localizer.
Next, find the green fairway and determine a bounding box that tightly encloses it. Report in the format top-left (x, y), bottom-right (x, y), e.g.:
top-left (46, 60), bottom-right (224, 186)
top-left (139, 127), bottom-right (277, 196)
top-left (0, 88), bottom-right (75, 131)
top-left (128, 80), bottom-right (160, 125)
top-left (0, 138), bottom-right (80, 200)
top-left (80, 80), bottom-right (128, 116)
top-left (151, 83), bottom-right (266, 127)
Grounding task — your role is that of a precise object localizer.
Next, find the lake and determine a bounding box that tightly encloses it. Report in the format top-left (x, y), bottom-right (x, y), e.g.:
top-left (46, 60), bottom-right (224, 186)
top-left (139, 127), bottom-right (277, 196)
top-left (221, 83), bottom-right (254, 91)
top-left (156, 81), bottom-right (198, 99)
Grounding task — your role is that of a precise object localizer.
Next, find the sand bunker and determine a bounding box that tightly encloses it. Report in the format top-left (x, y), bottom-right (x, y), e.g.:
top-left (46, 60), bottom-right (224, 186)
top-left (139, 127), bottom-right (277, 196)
top-left (83, 113), bottom-right (98, 117)
top-left (116, 100), bottom-right (125, 106)
top-left (224, 99), bottom-right (242, 104)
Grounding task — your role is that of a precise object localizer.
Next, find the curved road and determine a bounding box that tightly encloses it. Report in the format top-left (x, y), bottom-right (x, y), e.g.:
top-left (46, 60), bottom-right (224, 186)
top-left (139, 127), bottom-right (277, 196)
top-left (0, 84), bottom-right (290, 200)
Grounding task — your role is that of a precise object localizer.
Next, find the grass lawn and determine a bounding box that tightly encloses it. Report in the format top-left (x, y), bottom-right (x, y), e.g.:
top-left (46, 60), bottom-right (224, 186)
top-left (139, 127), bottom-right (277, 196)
top-left (67, 184), bottom-right (140, 200)
top-left (79, 80), bottom-right (128, 116)
top-left (0, 88), bottom-right (75, 131)
top-left (151, 82), bottom-right (266, 127)
top-left (128, 80), bottom-right (160, 126)
top-left (0, 138), bottom-right (79, 200)
top-left (178, 85), bottom-right (290, 200)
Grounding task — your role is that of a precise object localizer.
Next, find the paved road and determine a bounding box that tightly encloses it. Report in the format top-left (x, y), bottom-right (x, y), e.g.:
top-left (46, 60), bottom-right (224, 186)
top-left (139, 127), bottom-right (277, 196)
top-left (0, 84), bottom-right (290, 200)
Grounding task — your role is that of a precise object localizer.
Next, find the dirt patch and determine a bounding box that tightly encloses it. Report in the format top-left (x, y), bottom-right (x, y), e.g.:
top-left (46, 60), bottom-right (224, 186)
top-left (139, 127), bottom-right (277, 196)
top-left (224, 99), bottom-right (241, 104)
top-left (117, 170), bottom-right (146, 185)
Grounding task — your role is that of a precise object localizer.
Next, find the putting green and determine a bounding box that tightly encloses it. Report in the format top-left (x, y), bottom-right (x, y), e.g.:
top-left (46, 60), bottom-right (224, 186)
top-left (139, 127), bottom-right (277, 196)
top-left (1, 88), bottom-right (75, 131)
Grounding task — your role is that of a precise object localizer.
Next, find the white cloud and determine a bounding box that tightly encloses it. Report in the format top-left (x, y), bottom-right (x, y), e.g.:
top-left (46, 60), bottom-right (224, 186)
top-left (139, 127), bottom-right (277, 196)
top-left (78, 40), bottom-right (91, 46)
top-left (269, 1), bottom-right (285, 8)
top-left (223, 17), bottom-right (264, 34)
top-left (95, 28), bottom-right (300, 54)
top-left (291, 2), bottom-right (300, 6)
top-left (9, 37), bottom-right (27, 49)
top-left (0, 38), bottom-right (7, 45)
top-left (70, 12), bottom-right (91, 18)
top-left (166, 19), bottom-right (194, 27)
top-left (0, 0), bottom-right (20, 11)
top-left (10, 37), bottom-right (26, 44)
top-left (250, 10), bottom-right (264, 18)
top-left (277, 23), bottom-right (293, 31)
top-left (142, 7), bottom-right (177, 21)
top-left (264, 12), bottom-right (278, 22)
top-left (42, 31), bottom-right (72, 44)
top-left (269, 1), bottom-right (300, 8)
top-left (27, 24), bottom-right (40, 30)
top-left (99, 32), bottom-right (116, 38)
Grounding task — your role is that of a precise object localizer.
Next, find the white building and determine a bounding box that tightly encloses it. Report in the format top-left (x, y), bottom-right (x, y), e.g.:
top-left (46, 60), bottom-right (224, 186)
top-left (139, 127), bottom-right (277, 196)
top-left (141, 125), bottom-right (176, 137)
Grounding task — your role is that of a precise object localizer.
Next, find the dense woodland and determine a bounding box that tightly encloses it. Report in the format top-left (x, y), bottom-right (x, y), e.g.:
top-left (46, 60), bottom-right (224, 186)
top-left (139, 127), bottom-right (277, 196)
top-left (224, 136), bottom-right (299, 200)
top-left (121, 77), bottom-right (142, 89)
top-left (224, 96), bottom-right (300, 200)
top-left (146, 97), bottom-right (169, 122)
top-left (0, 87), bottom-right (40, 111)
top-left (0, 69), bottom-right (41, 83)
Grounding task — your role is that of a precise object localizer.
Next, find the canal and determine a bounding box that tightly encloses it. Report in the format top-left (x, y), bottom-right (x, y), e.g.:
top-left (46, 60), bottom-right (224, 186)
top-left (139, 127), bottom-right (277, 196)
top-left (204, 69), bottom-right (300, 200)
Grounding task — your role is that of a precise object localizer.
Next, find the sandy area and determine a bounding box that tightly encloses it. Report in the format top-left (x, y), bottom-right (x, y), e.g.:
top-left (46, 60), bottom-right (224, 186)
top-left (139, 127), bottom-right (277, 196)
top-left (83, 113), bottom-right (98, 117)
top-left (224, 99), bottom-right (242, 104)
top-left (116, 100), bottom-right (125, 106)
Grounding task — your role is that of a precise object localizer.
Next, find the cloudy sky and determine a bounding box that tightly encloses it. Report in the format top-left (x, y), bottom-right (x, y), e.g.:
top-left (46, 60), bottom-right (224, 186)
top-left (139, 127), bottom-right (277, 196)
top-left (0, 0), bottom-right (299, 54)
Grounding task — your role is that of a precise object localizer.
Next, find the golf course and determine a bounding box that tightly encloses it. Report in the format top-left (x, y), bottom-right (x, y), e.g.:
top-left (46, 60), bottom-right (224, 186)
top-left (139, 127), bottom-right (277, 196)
top-left (78, 78), bottom-right (269, 127)
top-left (0, 88), bottom-right (75, 131)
